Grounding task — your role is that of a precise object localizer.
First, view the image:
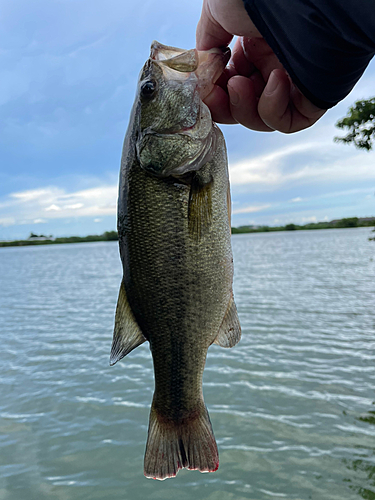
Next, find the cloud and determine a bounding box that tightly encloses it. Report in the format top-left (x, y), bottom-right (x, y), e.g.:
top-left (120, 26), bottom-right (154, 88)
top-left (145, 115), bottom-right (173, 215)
top-left (290, 197), bottom-right (302, 203)
top-left (45, 204), bottom-right (61, 211)
top-left (0, 217), bottom-right (16, 227)
top-left (229, 143), bottom-right (317, 186)
top-left (11, 189), bottom-right (54, 202)
top-left (301, 216), bottom-right (317, 223)
top-left (0, 184), bottom-right (117, 226)
top-left (232, 204), bottom-right (271, 215)
top-left (64, 203), bottom-right (84, 209)
top-left (229, 139), bottom-right (375, 189)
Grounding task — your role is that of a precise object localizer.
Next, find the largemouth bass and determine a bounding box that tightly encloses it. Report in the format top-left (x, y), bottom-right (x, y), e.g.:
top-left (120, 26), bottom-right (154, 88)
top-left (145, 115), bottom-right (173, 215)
top-left (110, 41), bottom-right (241, 480)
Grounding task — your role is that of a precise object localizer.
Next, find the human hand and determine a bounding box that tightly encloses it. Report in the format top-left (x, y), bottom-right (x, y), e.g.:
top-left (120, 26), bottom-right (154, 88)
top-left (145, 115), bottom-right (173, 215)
top-left (196, 0), bottom-right (326, 133)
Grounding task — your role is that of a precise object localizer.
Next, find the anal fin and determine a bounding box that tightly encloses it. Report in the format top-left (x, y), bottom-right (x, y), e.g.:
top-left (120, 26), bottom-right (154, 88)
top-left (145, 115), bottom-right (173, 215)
top-left (110, 281), bottom-right (146, 366)
top-left (214, 295), bottom-right (241, 348)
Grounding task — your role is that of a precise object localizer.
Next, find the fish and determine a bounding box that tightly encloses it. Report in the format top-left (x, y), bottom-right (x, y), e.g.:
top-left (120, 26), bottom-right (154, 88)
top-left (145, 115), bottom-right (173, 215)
top-left (110, 41), bottom-right (241, 480)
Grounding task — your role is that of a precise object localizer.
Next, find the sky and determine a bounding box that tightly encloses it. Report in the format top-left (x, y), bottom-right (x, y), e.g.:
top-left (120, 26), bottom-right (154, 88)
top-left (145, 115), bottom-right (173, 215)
top-left (0, 0), bottom-right (374, 240)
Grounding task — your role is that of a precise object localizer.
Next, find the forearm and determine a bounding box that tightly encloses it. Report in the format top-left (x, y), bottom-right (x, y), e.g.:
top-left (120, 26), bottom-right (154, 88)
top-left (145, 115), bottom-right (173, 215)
top-left (242, 0), bottom-right (375, 108)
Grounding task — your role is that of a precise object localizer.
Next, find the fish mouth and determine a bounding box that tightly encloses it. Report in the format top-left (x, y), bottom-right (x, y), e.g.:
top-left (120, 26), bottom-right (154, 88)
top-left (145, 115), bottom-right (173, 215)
top-left (140, 41), bottom-right (230, 136)
top-left (136, 42), bottom-right (227, 178)
top-left (150, 41), bottom-right (230, 100)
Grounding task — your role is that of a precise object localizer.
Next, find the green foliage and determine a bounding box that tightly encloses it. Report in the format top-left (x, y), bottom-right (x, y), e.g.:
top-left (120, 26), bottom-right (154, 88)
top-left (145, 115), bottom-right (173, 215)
top-left (335, 97), bottom-right (375, 150)
top-left (335, 217), bottom-right (358, 228)
top-left (230, 217), bottom-right (375, 235)
top-left (231, 226), bottom-right (257, 234)
top-left (103, 231), bottom-right (118, 241)
top-left (0, 231), bottom-right (118, 247)
top-left (2, 219), bottom-right (375, 248)
top-left (53, 232), bottom-right (119, 244)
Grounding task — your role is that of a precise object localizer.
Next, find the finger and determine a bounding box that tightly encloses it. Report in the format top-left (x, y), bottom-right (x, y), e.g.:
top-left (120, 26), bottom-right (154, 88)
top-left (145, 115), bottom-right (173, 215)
top-left (228, 75), bottom-right (273, 131)
top-left (259, 70), bottom-right (326, 133)
top-left (258, 70), bottom-right (293, 132)
top-left (204, 85), bottom-right (237, 124)
top-left (241, 37), bottom-right (283, 81)
top-left (290, 84), bottom-right (327, 124)
top-left (196, 0), bottom-right (233, 50)
top-left (248, 71), bottom-right (266, 98)
top-left (230, 37), bottom-right (256, 77)
top-left (229, 38), bottom-right (266, 98)
top-left (215, 65), bottom-right (238, 91)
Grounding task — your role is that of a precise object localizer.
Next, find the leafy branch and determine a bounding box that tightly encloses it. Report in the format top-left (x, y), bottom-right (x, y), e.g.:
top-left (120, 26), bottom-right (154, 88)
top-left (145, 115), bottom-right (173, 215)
top-left (334, 97), bottom-right (375, 151)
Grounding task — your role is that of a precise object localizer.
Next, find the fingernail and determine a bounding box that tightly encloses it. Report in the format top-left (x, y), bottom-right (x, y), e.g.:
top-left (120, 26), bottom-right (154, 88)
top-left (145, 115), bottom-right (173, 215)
top-left (228, 84), bottom-right (239, 106)
top-left (265, 71), bottom-right (279, 95)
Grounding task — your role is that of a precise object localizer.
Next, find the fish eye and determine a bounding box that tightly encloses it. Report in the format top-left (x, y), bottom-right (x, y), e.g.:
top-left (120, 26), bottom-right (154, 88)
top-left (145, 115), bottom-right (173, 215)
top-left (140, 80), bottom-right (157, 99)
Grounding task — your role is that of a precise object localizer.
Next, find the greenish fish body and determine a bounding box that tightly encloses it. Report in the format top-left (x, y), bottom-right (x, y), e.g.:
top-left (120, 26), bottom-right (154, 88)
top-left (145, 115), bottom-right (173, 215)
top-left (110, 41), bottom-right (241, 480)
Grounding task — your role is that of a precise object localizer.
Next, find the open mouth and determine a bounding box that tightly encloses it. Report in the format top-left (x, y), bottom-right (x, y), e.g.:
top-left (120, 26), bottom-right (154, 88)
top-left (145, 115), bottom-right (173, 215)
top-left (150, 41), bottom-right (230, 100)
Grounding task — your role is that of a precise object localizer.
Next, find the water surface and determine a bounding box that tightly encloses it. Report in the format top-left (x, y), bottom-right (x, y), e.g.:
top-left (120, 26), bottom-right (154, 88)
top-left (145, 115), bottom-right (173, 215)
top-left (0, 228), bottom-right (374, 499)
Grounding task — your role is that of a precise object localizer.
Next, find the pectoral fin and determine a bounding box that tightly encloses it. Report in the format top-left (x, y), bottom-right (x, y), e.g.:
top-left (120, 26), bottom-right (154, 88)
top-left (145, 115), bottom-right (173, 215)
top-left (214, 295), bottom-right (241, 348)
top-left (188, 172), bottom-right (213, 241)
top-left (110, 281), bottom-right (146, 366)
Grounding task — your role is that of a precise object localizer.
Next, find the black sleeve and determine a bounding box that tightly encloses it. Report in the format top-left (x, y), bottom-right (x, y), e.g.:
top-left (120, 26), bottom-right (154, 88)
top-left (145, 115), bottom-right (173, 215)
top-left (242, 0), bottom-right (375, 109)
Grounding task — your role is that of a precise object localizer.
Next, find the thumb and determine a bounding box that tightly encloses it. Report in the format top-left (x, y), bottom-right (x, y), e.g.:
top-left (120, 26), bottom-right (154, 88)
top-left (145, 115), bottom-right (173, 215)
top-left (258, 69), bottom-right (294, 132)
top-left (258, 69), bottom-right (326, 133)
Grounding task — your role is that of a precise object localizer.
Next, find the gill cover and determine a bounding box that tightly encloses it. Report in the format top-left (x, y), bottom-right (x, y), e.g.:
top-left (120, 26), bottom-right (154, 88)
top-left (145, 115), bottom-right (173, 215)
top-left (136, 41), bottom-right (229, 178)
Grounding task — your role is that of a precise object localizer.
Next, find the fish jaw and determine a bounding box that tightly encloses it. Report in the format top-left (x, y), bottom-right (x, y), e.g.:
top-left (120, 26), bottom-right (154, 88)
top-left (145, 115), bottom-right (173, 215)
top-left (149, 40), bottom-right (230, 100)
top-left (135, 41), bottom-right (230, 178)
top-left (136, 117), bottom-right (218, 178)
top-left (195, 47), bottom-right (230, 100)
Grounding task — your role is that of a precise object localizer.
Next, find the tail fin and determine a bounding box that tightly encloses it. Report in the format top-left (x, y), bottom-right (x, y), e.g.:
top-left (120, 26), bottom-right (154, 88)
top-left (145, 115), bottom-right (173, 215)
top-left (144, 402), bottom-right (219, 480)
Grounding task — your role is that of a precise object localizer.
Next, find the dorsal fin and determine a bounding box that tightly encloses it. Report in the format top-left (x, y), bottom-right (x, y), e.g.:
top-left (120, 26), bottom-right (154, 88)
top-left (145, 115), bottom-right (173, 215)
top-left (110, 281), bottom-right (146, 366)
top-left (213, 295), bottom-right (241, 348)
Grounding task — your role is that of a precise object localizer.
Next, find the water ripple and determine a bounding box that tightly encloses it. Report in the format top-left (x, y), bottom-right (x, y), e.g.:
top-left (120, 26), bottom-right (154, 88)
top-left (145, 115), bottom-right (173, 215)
top-left (0, 232), bottom-right (374, 499)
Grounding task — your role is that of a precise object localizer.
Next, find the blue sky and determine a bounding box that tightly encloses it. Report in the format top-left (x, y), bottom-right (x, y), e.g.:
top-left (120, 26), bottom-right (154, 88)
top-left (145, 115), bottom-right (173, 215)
top-left (1, 0), bottom-right (374, 239)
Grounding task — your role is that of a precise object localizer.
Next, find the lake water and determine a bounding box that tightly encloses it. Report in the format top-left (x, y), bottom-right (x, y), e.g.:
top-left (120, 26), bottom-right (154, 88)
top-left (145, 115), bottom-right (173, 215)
top-left (0, 227), bottom-right (374, 500)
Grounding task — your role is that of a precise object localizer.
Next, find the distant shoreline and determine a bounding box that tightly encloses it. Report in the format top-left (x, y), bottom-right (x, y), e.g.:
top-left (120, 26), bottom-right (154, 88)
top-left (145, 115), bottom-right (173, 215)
top-left (1, 218), bottom-right (374, 248)
top-left (0, 231), bottom-right (119, 248)
top-left (231, 216), bottom-right (375, 234)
